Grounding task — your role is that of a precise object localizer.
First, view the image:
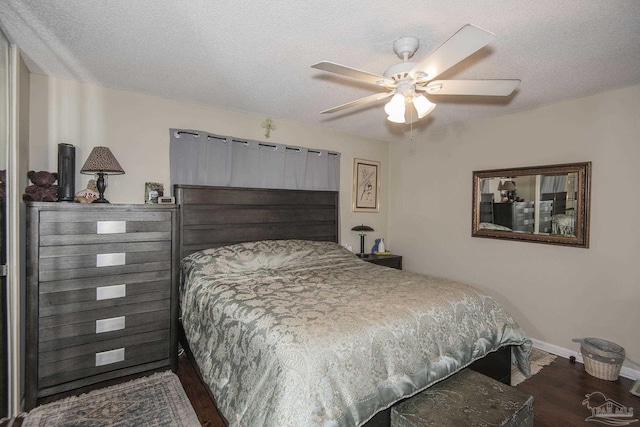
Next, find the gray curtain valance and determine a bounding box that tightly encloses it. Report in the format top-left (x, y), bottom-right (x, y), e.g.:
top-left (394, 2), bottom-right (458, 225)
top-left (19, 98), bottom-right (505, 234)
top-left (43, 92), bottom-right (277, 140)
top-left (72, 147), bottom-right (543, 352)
top-left (540, 175), bottom-right (567, 194)
top-left (170, 129), bottom-right (341, 193)
top-left (480, 179), bottom-right (491, 194)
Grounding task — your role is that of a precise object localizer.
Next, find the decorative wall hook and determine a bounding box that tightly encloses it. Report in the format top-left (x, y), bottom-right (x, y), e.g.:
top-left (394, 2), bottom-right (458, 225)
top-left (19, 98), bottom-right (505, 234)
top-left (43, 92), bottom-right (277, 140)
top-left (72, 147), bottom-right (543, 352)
top-left (261, 118), bottom-right (276, 139)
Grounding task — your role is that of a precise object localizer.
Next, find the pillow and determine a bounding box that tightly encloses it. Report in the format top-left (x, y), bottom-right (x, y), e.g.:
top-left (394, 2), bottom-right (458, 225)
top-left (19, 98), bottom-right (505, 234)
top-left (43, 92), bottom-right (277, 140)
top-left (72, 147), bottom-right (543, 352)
top-left (183, 239), bottom-right (351, 274)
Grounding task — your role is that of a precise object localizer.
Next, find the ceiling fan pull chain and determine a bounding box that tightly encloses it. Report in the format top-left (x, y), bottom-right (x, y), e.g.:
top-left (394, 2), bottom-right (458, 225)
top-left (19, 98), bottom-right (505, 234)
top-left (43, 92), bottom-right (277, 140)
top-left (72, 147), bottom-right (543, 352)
top-left (410, 105), bottom-right (414, 142)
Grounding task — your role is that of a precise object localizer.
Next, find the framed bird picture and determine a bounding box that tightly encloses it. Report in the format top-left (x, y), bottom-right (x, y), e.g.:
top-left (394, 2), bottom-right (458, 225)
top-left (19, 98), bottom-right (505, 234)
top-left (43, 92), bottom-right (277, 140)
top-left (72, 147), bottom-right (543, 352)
top-left (352, 158), bottom-right (380, 212)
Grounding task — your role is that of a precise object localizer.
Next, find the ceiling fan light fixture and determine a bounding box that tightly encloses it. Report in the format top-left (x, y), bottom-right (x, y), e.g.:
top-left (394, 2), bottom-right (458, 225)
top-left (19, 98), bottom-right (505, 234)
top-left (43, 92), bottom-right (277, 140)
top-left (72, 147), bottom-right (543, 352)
top-left (413, 94), bottom-right (436, 119)
top-left (384, 93), bottom-right (405, 116)
top-left (387, 113), bottom-right (406, 124)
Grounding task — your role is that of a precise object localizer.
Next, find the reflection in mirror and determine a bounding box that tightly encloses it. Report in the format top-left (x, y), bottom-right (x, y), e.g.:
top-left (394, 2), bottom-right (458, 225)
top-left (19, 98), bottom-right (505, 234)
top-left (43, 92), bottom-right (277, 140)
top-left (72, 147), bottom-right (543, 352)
top-left (472, 163), bottom-right (591, 248)
top-left (480, 174), bottom-right (577, 236)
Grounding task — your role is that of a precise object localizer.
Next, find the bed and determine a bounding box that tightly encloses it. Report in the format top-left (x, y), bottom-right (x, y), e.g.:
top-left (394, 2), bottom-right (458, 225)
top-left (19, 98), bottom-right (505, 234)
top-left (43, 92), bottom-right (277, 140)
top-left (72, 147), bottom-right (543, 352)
top-left (479, 222), bottom-right (512, 231)
top-left (174, 185), bottom-right (531, 427)
top-left (541, 191), bottom-right (576, 235)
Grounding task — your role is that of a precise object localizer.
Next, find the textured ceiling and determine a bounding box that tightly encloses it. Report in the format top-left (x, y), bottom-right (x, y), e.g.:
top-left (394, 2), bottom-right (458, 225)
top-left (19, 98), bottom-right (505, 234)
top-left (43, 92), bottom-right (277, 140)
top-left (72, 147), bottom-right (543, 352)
top-left (1, 1), bottom-right (639, 142)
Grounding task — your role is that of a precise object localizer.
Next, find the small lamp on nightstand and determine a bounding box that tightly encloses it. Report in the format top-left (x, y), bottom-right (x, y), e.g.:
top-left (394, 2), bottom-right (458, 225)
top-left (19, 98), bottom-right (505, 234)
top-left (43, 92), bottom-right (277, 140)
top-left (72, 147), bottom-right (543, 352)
top-left (351, 224), bottom-right (374, 258)
top-left (80, 146), bottom-right (125, 203)
top-left (502, 180), bottom-right (516, 202)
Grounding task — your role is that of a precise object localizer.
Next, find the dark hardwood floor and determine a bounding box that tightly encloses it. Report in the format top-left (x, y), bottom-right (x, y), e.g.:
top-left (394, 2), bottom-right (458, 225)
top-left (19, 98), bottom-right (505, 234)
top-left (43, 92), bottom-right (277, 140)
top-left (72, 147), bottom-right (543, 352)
top-left (177, 355), bottom-right (226, 427)
top-left (177, 354), bottom-right (639, 427)
top-left (515, 358), bottom-right (638, 426)
top-left (2, 355), bottom-right (636, 426)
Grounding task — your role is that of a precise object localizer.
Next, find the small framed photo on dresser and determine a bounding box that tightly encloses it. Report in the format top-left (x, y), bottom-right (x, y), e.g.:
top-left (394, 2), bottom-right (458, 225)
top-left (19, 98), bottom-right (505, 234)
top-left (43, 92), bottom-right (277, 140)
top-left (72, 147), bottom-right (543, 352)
top-left (352, 158), bottom-right (380, 212)
top-left (144, 182), bottom-right (164, 204)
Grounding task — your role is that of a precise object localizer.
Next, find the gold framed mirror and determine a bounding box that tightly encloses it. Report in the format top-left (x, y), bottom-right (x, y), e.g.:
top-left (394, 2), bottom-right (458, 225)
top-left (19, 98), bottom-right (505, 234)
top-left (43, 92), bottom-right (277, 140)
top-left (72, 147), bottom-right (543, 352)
top-left (472, 162), bottom-right (591, 247)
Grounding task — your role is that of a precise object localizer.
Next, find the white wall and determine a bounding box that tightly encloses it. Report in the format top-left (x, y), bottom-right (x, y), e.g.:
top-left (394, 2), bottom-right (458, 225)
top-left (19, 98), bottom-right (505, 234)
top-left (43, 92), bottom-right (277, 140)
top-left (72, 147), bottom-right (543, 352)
top-left (28, 74), bottom-right (639, 368)
top-left (28, 74), bottom-right (391, 253)
top-left (389, 85), bottom-right (640, 368)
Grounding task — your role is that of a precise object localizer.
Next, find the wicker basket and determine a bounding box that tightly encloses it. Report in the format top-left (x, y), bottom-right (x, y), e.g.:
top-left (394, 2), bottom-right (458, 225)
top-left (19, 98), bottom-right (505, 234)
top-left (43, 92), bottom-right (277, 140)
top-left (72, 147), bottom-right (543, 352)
top-left (573, 338), bottom-right (625, 381)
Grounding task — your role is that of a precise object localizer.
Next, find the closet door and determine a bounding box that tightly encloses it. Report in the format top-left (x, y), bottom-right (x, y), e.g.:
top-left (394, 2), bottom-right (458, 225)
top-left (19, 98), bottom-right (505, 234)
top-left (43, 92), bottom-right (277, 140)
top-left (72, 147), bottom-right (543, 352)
top-left (0, 26), bottom-right (9, 418)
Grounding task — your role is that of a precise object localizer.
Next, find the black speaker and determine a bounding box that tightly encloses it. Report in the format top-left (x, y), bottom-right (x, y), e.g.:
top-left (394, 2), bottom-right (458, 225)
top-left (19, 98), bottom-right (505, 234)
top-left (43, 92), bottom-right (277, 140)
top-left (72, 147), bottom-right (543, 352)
top-left (57, 143), bottom-right (76, 202)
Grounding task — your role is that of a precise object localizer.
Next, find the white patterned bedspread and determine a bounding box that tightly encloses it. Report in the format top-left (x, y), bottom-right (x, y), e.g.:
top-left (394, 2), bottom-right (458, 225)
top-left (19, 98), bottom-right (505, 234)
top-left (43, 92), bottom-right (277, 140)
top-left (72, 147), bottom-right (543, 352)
top-left (180, 240), bottom-right (531, 427)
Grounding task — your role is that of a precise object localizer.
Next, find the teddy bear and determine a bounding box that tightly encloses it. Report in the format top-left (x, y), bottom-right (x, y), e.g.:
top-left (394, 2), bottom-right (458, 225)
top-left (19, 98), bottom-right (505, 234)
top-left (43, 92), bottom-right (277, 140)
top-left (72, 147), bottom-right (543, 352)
top-left (23, 170), bottom-right (59, 202)
top-left (75, 179), bottom-right (99, 203)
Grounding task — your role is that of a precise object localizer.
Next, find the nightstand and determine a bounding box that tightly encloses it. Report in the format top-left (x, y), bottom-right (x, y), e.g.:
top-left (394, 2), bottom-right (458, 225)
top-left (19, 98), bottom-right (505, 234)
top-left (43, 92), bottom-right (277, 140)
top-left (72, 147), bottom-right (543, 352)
top-left (362, 254), bottom-right (402, 270)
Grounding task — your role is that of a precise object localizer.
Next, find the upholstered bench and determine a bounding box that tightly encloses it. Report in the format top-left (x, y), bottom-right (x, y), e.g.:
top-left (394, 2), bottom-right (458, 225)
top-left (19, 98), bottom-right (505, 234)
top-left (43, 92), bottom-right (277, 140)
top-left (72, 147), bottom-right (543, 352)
top-left (391, 369), bottom-right (534, 427)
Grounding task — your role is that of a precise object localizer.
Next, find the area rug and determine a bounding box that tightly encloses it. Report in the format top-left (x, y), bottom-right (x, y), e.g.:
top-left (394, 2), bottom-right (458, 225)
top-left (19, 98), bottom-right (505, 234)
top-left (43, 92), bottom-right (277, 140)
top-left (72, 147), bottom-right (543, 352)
top-left (512, 347), bottom-right (557, 386)
top-left (22, 371), bottom-right (200, 427)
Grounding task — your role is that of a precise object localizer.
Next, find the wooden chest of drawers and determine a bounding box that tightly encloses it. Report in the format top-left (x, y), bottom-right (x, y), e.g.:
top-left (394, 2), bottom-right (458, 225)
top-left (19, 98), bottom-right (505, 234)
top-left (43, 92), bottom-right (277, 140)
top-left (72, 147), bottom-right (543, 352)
top-left (25, 203), bottom-right (179, 409)
top-left (537, 200), bottom-right (553, 233)
top-left (493, 201), bottom-right (555, 234)
top-left (493, 201), bottom-right (535, 233)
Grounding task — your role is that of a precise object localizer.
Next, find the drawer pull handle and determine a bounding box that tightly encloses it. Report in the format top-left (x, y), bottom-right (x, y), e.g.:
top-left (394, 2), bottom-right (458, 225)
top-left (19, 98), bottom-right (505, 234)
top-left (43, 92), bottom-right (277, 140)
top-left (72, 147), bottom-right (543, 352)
top-left (96, 253), bottom-right (126, 267)
top-left (96, 284), bottom-right (126, 300)
top-left (95, 348), bottom-right (125, 366)
top-left (97, 221), bottom-right (126, 234)
top-left (96, 316), bottom-right (125, 334)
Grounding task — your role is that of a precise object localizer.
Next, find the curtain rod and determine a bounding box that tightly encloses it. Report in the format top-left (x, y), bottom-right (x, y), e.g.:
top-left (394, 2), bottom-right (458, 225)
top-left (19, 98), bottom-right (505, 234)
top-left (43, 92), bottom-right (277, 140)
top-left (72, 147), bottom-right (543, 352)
top-left (175, 130), bottom-right (338, 156)
top-left (207, 135), bottom-right (226, 142)
top-left (174, 130), bottom-right (200, 138)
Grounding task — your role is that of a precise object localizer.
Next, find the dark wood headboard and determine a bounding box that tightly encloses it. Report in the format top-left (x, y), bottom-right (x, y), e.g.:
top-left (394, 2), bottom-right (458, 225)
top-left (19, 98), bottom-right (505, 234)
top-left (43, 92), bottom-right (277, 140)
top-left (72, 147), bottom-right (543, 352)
top-left (174, 185), bottom-right (339, 260)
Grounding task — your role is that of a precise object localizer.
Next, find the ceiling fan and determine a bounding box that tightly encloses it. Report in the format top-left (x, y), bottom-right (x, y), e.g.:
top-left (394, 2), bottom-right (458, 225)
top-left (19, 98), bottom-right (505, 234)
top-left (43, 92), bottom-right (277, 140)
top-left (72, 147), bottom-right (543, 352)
top-left (311, 24), bottom-right (520, 124)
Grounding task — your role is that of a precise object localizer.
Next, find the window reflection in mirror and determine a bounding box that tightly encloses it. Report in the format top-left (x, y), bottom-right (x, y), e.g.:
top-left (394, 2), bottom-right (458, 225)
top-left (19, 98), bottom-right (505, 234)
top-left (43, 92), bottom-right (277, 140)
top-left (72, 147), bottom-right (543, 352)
top-left (472, 163), bottom-right (591, 248)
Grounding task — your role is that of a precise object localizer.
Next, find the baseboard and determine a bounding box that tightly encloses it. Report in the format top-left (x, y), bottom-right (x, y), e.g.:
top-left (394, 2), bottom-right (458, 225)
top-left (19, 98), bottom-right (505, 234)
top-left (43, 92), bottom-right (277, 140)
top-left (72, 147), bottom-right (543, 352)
top-left (531, 338), bottom-right (640, 380)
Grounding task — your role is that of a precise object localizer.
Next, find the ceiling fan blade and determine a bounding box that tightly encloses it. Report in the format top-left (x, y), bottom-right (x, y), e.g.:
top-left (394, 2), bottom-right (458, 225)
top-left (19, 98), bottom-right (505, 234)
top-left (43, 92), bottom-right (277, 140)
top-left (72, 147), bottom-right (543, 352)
top-left (411, 24), bottom-right (495, 82)
top-left (312, 61), bottom-right (396, 88)
top-left (419, 79), bottom-right (520, 96)
top-left (320, 92), bottom-right (393, 114)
